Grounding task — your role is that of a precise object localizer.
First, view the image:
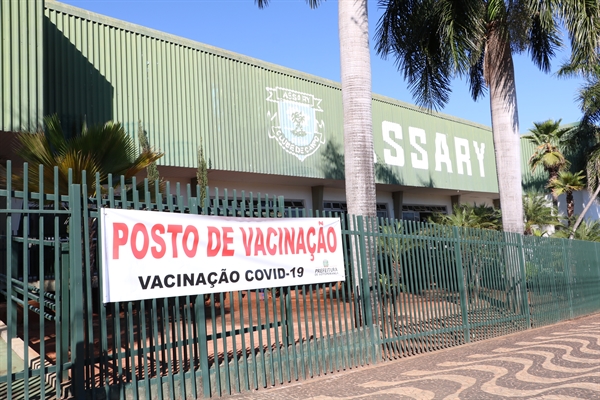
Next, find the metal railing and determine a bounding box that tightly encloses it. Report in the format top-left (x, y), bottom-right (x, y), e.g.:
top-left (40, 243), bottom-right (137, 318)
top-left (1, 163), bottom-right (599, 399)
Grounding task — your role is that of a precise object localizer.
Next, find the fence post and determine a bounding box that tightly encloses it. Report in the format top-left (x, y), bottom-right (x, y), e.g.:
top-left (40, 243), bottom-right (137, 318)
top-left (69, 184), bottom-right (85, 399)
top-left (356, 216), bottom-right (377, 362)
top-left (561, 239), bottom-right (574, 319)
top-left (188, 196), bottom-right (212, 397)
top-left (9, 240), bottom-right (18, 338)
top-left (517, 234), bottom-right (531, 329)
top-left (452, 227), bottom-right (470, 344)
top-left (276, 196), bottom-right (294, 339)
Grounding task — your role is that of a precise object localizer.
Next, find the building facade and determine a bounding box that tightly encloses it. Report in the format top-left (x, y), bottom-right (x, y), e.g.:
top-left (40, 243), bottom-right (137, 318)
top-left (3, 0), bottom-right (508, 221)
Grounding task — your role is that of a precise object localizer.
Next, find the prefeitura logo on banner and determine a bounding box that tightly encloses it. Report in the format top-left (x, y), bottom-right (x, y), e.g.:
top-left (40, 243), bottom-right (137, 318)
top-left (266, 87), bottom-right (325, 161)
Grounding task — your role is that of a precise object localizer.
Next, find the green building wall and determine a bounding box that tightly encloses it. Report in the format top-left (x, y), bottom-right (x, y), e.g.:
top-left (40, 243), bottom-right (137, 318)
top-left (4, 1), bottom-right (582, 196)
top-left (41, 1), bottom-right (499, 193)
top-left (0, 0), bottom-right (44, 133)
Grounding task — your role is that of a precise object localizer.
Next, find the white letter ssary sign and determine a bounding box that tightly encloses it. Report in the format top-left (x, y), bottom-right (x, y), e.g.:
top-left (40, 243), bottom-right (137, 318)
top-left (101, 208), bottom-right (345, 303)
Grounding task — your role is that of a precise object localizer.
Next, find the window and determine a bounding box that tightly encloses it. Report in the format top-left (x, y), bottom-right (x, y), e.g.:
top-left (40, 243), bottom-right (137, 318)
top-left (206, 198), bottom-right (304, 217)
top-left (323, 201), bottom-right (389, 218)
top-left (402, 204), bottom-right (447, 222)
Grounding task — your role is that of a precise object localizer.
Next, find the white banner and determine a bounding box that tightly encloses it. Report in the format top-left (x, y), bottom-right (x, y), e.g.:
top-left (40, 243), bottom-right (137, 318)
top-left (100, 208), bottom-right (345, 303)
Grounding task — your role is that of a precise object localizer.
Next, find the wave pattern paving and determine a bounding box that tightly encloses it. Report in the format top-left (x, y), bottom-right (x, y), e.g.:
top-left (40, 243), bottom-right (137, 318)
top-left (229, 315), bottom-right (600, 400)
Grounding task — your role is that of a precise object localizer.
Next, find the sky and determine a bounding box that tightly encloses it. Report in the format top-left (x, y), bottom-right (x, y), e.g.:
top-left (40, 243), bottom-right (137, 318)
top-left (58, 0), bottom-right (587, 132)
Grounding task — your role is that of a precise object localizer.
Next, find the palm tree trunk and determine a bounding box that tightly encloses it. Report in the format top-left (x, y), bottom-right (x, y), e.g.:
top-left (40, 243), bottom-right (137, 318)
top-left (338, 0), bottom-right (376, 218)
top-left (485, 24), bottom-right (524, 234)
top-left (566, 191), bottom-right (574, 221)
top-left (570, 183), bottom-right (600, 238)
top-left (484, 24), bottom-right (525, 316)
top-left (548, 168), bottom-right (559, 206)
top-left (338, 0), bottom-right (377, 324)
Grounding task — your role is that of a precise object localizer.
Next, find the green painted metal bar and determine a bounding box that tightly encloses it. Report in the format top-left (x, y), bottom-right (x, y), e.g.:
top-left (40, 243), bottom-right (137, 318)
top-left (437, 225), bottom-right (456, 349)
top-left (69, 183), bottom-right (85, 399)
top-left (138, 297), bottom-right (152, 397)
top-left (517, 235), bottom-right (531, 329)
top-left (561, 239), bottom-right (574, 319)
top-left (173, 296), bottom-right (186, 400)
top-left (314, 283), bottom-right (326, 374)
top-left (81, 172), bottom-right (94, 395)
top-left (111, 185), bottom-right (126, 399)
top-left (150, 297), bottom-right (165, 400)
top-left (261, 252), bottom-right (276, 387)
top-left (394, 220), bottom-right (410, 354)
top-left (269, 276), bottom-right (284, 384)
top-left (182, 191), bottom-right (199, 400)
top-left (403, 221), bottom-right (421, 354)
top-left (132, 180), bottom-right (151, 398)
top-left (355, 216), bottom-right (376, 364)
top-left (4, 161), bottom-right (14, 399)
top-left (452, 227), bottom-right (470, 344)
top-left (222, 189), bottom-right (242, 394)
top-left (173, 186), bottom-right (188, 400)
top-left (337, 213), bottom-right (353, 369)
top-left (21, 164), bottom-right (30, 399)
top-left (307, 282), bottom-right (319, 374)
top-left (95, 173), bottom-right (111, 398)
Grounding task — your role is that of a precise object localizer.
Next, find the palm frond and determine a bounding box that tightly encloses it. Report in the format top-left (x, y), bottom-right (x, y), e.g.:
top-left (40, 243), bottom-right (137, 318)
top-left (523, 191), bottom-right (560, 234)
top-left (559, 0), bottom-right (600, 71)
top-left (547, 170), bottom-right (586, 195)
top-left (376, 0), bottom-right (483, 110)
top-left (526, 9), bottom-right (561, 72)
top-left (577, 73), bottom-right (600, 124)
top-left (468, 49), bottom-right (487, 100)
top-left (7, 116), bottom-right (164, 195)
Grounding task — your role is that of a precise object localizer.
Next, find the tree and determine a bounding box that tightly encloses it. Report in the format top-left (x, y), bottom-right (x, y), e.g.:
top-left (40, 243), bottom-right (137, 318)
top-left (432, 203), bottom-right (502, 230)
top-left (255, 0), bottom-right (376, 219)
top-left (569, 141), bottom-right (600, 237)
top-left (8, 114), bottom-right (163, 194)
top-left (523, 191), bottom-right (559, 236)
top-left (137, 120), bottom-right (160, 184)
top-left (523, 119), bottom-right (572, 203)
top-left (256, 0), bottom-right (377, 311)
top-left (547, 170), bottom-right (585, 222)
top-left (197, 136), bottom-right (209, 207)
top-left (563, 71), bottom-right (600, 237)
top-left (375, 0), bottom-right (600, 233)
top-left (555, 219), bottom-right (600, 241)
top-left (6, 115), bottom-right (164, 300)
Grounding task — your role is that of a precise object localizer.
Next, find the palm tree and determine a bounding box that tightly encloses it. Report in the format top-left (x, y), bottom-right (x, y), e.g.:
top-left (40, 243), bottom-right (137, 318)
top-left (6, 115), bottom-right (163, 301)
top-left (547, 170), bottom-right (586, 222)
top-left (197, 136), bottom-right (209, 206)
top-left (256, 0), bottom-right (376, 219)
top-left (523, 119), bottom-right (573, 203)
top-left (8, 114), bottom-right (163, 195)
top-left (523, 191), bottom-right (559, 236)
top-left (138, 120), bottom-right (160, 184)
top-left (555, 219), bottom-right (600, 242)
top-left (564, 71), bottom-right (600, 238)
top-left (433, 203), bottom-right (502, 230)
top-left (375, 0), bottom-right (600, 234)
top-left (256, 0), bottom-right (377, 309)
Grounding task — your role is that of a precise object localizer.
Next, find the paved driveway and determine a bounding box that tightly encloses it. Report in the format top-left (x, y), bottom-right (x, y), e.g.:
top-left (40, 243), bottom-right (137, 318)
top-left (226, 313), bottom-right (600, 399)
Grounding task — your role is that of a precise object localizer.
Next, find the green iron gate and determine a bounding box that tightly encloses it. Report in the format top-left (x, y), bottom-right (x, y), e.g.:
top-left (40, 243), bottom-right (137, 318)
top-left (0, 164), bottom-right (378, 399)
top-left (0, 164), bottom-right (79, 399)
top-left (1, 163), bottom-right (600, 399)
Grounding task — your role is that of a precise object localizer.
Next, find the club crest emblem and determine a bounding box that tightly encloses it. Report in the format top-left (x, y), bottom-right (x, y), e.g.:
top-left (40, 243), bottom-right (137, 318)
top-left (266, 87), bottom-right (325, 161)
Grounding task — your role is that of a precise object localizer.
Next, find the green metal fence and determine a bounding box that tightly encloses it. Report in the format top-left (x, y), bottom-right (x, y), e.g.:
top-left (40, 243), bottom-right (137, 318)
top-left (1, 164), bottom-right (599, 399)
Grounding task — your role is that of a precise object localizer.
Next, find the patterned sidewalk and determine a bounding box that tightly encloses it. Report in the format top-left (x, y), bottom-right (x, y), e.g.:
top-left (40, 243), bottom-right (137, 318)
top-left (225, 313), bottom-right (600, 399)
